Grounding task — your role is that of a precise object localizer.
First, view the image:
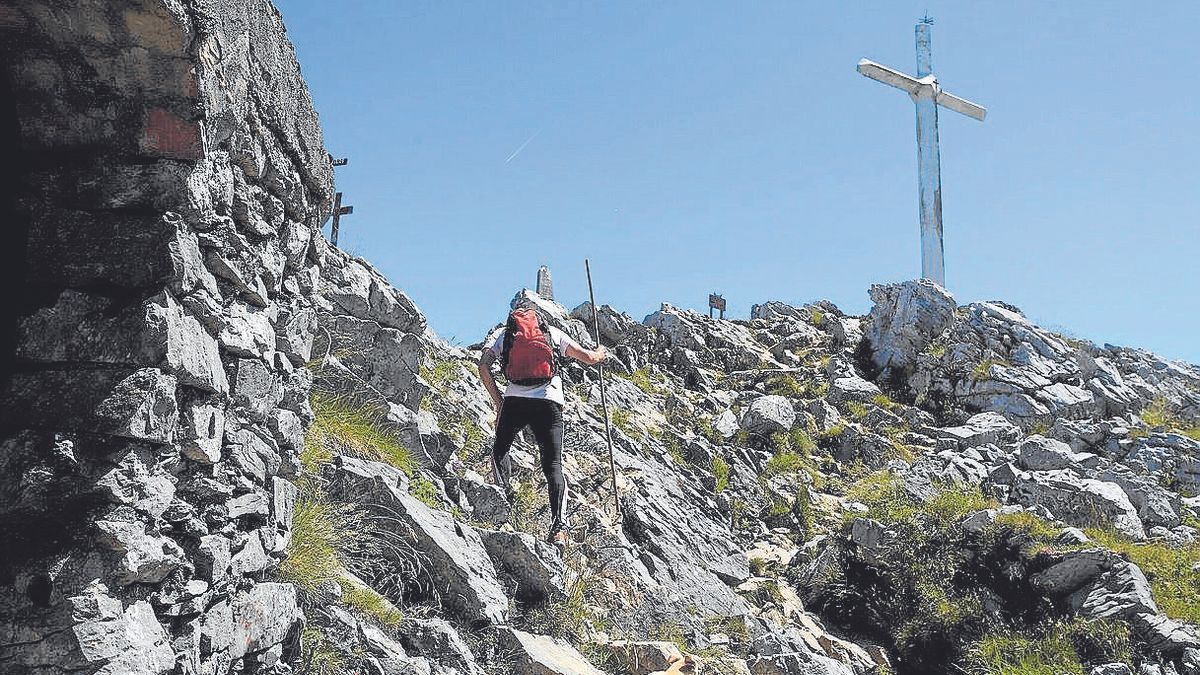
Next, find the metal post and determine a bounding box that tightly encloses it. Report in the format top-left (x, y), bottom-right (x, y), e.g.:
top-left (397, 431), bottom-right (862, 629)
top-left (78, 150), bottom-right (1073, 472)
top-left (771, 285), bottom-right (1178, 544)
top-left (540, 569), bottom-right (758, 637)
top-left (914, 21), bottom-right (945, 286)
top-left (585, 259), bottom-right (620, 520)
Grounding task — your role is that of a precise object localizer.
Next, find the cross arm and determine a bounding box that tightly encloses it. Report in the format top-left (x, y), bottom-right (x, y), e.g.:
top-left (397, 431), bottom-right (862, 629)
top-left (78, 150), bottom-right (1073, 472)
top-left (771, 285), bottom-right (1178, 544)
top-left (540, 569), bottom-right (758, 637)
top-left (936, 89), bottom-right (987, 121)
top-left (856, 59), bottom-right (922, 95)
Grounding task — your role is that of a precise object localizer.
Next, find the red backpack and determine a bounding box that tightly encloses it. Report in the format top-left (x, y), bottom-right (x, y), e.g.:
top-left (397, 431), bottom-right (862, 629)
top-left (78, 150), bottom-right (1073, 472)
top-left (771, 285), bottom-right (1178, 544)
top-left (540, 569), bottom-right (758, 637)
top-left (501, 308), bottom-right (557, 386)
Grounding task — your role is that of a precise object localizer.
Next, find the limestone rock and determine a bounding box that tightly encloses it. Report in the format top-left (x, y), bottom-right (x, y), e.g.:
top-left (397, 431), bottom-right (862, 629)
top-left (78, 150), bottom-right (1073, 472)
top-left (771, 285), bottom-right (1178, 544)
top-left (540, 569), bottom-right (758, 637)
top-left (499, 628), bottom-right (606, 675)
top-left (1014, 471), bottom-right (1146, 539)
top-left (864, 280), bottom-right (956, 380)
top-left (740, 395), bottom-right (796, 436)
top-left (477, 527), bottom-right (565, 603)
top-left (331, 456), bottom-right (509, 624)
top-left (229, 582), bottom-right (301, 659)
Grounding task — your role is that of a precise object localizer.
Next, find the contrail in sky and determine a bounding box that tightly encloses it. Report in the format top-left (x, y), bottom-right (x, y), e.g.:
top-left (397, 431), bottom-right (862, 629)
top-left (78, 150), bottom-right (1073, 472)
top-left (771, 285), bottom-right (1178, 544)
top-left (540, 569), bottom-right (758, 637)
top-left (504, 131), bottom-right (539, 164)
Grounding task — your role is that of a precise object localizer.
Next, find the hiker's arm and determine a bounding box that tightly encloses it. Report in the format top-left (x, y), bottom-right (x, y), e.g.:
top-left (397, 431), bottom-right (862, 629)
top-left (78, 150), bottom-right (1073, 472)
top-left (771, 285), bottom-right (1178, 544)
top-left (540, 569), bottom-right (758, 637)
top-left (478, 350), bottom-right (503, 409)
top-left (565, 343), bottom-right (608, 366)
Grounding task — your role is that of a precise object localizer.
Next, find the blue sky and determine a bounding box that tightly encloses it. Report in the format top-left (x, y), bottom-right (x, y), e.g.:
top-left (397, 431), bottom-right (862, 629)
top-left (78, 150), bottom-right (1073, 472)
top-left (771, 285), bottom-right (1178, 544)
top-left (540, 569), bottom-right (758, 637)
top-left (280, 2), bottom-right (1200, 363)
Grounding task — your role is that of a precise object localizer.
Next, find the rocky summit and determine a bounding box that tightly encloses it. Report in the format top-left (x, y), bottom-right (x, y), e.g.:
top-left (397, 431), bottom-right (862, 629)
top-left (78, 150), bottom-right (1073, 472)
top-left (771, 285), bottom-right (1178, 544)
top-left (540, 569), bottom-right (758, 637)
top-left (2, 2), bottom-right (1200, 675)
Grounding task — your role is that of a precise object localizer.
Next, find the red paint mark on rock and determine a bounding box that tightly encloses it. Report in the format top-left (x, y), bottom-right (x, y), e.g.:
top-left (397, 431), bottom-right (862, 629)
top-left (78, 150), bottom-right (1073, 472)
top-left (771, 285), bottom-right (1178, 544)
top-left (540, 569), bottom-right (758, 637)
top-left (0, 6), bottom-right (28, 29)
top-left (141, 107), bottom-right (203, 160)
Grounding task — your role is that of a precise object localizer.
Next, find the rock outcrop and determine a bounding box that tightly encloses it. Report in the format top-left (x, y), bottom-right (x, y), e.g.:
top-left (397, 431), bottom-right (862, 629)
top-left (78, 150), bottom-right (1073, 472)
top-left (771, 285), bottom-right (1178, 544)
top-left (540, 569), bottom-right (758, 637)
top-left (0, 1), bottom-right (331, 672)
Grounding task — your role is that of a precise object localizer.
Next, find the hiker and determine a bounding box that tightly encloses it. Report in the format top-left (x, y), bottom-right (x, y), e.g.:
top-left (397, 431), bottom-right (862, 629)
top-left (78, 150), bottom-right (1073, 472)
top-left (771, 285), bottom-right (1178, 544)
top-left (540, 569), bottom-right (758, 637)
top-left (478, 306), bottom-right (608, 547)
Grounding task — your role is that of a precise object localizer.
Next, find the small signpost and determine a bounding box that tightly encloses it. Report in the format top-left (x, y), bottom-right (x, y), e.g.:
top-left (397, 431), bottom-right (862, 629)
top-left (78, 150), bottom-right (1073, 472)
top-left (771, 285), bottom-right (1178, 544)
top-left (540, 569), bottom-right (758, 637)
top-left (708, 293), bottom-right (726, 320)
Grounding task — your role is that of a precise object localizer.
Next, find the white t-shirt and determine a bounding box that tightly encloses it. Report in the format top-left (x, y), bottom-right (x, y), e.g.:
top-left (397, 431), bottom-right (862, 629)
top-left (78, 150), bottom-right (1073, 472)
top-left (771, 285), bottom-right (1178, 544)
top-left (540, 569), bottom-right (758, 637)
top-left (486, 325), bottom-right (581, 406)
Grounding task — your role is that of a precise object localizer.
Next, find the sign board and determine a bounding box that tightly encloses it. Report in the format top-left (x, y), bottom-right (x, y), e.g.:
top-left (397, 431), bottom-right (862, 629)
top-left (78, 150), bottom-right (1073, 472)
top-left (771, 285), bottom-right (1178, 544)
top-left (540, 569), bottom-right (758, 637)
top-left (708, 293), bottom-right (726, 319)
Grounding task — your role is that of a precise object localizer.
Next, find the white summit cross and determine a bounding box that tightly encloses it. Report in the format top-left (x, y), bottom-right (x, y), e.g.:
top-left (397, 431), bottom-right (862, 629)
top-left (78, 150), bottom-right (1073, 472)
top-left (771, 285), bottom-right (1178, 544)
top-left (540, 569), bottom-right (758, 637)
top-left (858, 18), bottom-right (986, 287)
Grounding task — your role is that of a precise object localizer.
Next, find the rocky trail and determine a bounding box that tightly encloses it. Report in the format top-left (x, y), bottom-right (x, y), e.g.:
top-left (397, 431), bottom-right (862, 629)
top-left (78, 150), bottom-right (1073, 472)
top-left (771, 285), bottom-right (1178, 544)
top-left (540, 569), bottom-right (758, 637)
top-left (291, 245), bottom-right (1200, 675)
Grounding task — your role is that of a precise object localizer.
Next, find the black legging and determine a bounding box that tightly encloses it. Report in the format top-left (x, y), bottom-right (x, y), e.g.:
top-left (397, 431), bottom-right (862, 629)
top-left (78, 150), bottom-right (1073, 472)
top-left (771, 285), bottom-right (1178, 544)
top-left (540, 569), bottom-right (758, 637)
top-left (492, 396), bottom-right (567, 530)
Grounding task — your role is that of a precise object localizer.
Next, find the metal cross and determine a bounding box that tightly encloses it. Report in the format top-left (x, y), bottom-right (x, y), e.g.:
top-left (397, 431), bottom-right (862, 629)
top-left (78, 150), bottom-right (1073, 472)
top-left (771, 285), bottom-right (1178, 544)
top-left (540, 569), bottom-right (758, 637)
top-left (330, 191), bottom-right (354, 247)
top-left (857, 20), bottom-right (986, 287)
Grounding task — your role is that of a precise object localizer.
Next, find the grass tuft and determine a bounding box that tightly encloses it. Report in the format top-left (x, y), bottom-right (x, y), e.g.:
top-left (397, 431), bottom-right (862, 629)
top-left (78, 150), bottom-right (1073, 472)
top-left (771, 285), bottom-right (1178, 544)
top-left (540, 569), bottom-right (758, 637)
top-left (1140, 397), bottom-right (1200, 441)
top-left (307, 392), bottom-right (415, 475)
top-left (408, 475), bottom-right (443, 510)
top-left (343, 583), bottom-right (404, 629)
top-left (713, 456), bottom-right (730, 493)
top-left (766, 374), bottom-right (808, 399)
top-left (968, 618), bottom-right (1130, 675)
top-left (281, 496), bottom-right (361, 592)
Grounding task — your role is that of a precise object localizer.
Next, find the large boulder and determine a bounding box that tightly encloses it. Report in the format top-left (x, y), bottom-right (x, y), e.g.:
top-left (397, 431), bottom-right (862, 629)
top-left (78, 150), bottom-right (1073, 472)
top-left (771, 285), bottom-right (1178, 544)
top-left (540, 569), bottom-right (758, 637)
top-left (328, 457), bottom-right (509, 625)
top-left (499, 628), bottom-right (606, 675)
top-left (1032, 549), bottom-right (1157, 620)
top-left (740, 396), bottom-right (796, 436)
top-left (1014, 471), bottom-right (1146, 539)
top-left (1017, 435), bottom-right (1096, 472)
top-left (477, 528), bottom-right (565, 603)
top-left (864, 280), bottom-right (956, 380)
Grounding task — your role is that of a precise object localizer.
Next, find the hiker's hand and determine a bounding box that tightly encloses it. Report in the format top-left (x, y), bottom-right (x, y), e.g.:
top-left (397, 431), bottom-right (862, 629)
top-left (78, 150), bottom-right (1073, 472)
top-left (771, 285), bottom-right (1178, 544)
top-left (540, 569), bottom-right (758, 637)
top-left (593, 346), bottom-right (609, 363)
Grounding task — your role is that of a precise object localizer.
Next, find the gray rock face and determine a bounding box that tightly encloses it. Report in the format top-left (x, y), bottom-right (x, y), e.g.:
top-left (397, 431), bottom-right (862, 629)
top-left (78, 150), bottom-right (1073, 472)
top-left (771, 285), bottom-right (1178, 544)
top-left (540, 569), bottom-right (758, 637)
top-left (1032, 549), bottom-right (1157, 620)
top-left (1014, 471), bottom-right (1146, 539)
top-left (741, 395), bottom-right (796, 436)
top-left (477, 528), bottom-right (565, 603)
top-left (398, 617), bottom-right (485, 675)
top-left (330, 457), bottom-right (509, 625)
top-left (0, 0), bottom-right (330, 672)
top-left (499, 628), bottom-right (606, 675)
top-left (229, 583), bottom-right (302, 660)
top-left (748, 650), bottom-right (856, 675)
top-left (1017, 435), bottom-right (1094, 471)
top-left (864, 280), bottom-right (956, 380)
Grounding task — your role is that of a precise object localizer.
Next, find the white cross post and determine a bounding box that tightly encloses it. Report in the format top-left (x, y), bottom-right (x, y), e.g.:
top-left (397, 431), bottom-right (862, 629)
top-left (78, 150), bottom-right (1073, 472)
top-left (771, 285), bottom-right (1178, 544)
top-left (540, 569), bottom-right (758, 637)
top-left (858, 19), bottom-right (986, 287)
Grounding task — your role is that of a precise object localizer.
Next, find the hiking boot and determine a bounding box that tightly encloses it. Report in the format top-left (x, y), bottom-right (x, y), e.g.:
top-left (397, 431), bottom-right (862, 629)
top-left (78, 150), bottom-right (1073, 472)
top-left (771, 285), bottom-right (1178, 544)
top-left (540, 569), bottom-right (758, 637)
top-left (546, 524), bottom-right (568, 549)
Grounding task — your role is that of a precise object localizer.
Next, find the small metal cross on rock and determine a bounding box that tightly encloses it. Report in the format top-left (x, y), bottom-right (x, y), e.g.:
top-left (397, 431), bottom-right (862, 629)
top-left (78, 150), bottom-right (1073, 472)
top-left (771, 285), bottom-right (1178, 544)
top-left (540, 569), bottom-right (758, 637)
top-left (328, 155), bottom-right (353, 247)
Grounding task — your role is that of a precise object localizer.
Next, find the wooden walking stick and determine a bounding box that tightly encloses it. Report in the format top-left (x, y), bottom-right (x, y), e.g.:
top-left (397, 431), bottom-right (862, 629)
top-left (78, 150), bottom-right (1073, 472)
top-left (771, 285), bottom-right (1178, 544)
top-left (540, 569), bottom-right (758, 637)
top-left (585, 259), bottom-right (621, 519)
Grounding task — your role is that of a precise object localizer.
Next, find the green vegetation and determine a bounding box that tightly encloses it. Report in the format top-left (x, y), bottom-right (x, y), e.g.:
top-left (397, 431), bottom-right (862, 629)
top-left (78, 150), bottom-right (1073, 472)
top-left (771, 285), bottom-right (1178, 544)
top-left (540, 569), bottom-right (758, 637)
top-left (763, 428), bottom-right (822, 486)
top-left (421, 356), bottom-right (461, 393)
top-left (306, 392), bottom-right (415, 475)
top-left (972, 358), bottom-right (1011, 380)
top-left (846, 401), bottom-right (870, 420)
top-left (663, 435), bottom-right (687, 466)
top-left (929, 343), bottom-right (947, 358)
top-left (696, 415), bottom-right (725, 445)
top-left (712, 456), bottom-right (730, 493)
top-left (649, 620), bottom-right (689, 654)
top-left (509, 479), bottom-right (547, 535)
top-left (609, 407), bottom-right (637, 436)
top-left (1139, 397), bottom-right (1200, 441)
top-left (762, 451), bottom-right (808, 480)
top-left (1084, 528), bottom-right (1200, 623)
top-left (301, 627), bottom-right (350, 675)
top-left (819, 423), bottom-right (845, 442)
top-left (810, 310), bottom-right (825, 327)
top-left (992, 510), bottom-right (1063, 545)
top-left (812, 381), bottom-right (830, 398)
top-left (408, 475), bottom-right (443, 510)
top-left (280, 496), bottom-right (362, 592)
top-left (968, 619), bottom-right (1130, 675)
top-left (766, 374), bottom-right (808, 399)
top-left (872, 393), bottom-right (899, 411)
top-left (343, 583), bottom-right (403, 629)
top-left (614, 367), bottom-right (666, 396)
